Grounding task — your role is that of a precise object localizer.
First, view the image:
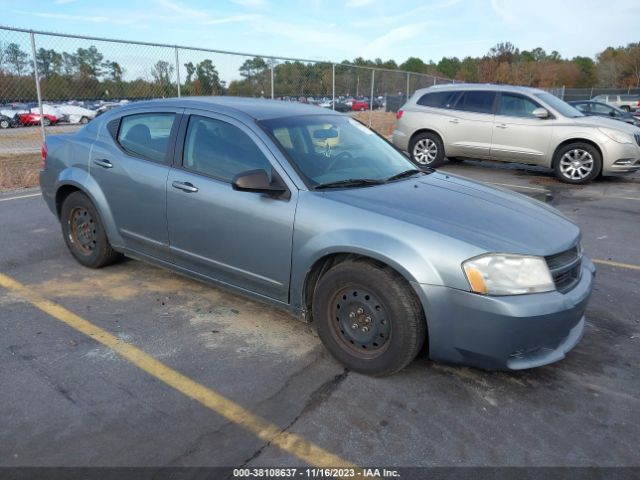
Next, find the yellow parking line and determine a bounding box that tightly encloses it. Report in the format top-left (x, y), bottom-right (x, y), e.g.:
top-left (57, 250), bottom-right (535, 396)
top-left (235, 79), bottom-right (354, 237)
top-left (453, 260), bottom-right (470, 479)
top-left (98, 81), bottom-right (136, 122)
top-left (0, 272), bottom-right (358, 472)
top-left (593, 259), bottom-right (640, 271)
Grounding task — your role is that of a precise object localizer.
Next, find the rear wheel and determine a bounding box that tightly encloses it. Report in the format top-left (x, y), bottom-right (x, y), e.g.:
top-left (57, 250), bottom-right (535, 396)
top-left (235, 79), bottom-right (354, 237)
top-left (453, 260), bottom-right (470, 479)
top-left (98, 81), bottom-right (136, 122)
top-left (621, 105), bottom-right (630, 112)
top-left (42, 117), bottom-right (51, 126)
top-left (553, 142), bottom-right (602, 184)
top-left (61, 191), bottom-right (121, 268)
top-left (0, 119), bottom-right (9, 129)
top-left (410, 132), bottom-right (445, 167)
top-left (80, 116), bottom-right (89, 124)
top-left (312, 260), bottom-right (426, 376)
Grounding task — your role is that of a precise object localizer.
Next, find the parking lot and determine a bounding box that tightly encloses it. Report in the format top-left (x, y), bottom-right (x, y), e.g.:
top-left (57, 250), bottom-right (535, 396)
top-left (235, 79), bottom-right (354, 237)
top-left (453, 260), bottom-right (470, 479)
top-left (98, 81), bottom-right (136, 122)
top-left (0, 160), bottom-right (638, 472)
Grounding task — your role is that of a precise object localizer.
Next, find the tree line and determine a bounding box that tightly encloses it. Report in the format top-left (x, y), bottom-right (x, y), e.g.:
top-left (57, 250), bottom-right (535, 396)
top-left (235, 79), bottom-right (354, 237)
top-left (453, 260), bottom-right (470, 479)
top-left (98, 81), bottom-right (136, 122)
top-left (1, 40), bottom-right (639, 103)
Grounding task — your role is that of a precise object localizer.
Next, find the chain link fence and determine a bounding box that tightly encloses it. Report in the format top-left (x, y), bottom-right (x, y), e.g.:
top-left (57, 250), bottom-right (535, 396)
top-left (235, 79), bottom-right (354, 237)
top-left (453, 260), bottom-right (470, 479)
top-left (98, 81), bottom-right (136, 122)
top-left (546, 86), bottom-right (640, 101)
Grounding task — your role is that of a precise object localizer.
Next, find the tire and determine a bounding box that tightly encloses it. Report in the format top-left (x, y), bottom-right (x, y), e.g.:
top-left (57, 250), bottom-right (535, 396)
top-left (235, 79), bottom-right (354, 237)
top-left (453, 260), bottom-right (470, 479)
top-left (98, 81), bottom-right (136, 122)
top-left (80, 116), bottom-right (89, 124)
top-left (409, 131), bottom-right (446, 167)
top-left (447, 157), bottom-right (464, 163)
top-left (42, 117), bottom-right (51, 126)
top-left (621, 105), bottom-right (630, 112)
top-left (60, 191), bottom-right (121, 268)
top-left (0, 120), bottom-right (9, 129)
top-left (553, 142), bottom-right (602, 184)
top-left (312, 259), bottom-right (427, 376)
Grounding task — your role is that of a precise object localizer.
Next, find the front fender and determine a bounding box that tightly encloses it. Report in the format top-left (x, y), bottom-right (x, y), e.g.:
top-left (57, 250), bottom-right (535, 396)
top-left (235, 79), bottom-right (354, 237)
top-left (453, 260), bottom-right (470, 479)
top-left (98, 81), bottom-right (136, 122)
top-left (55, 167), bottom-right (124, 249)
top-left (290, 228), bottom-right (444, 311)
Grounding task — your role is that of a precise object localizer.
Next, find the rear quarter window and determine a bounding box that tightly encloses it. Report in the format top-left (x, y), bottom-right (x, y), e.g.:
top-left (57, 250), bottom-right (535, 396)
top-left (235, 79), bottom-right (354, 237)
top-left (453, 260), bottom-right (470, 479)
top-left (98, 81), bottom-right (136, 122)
top-left (117, 113), bottom-right (176, 163)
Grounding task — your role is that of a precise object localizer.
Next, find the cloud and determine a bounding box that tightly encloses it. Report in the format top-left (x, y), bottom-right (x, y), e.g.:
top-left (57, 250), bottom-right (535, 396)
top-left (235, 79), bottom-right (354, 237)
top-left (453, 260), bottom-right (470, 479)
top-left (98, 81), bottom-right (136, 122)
top-left (201, 14), bottom-right (262, 25)
top-left (11, 9), bottom-right (109, 22)
top-left (490, 0), bottom-right (516, 25)
top-left (361, 22), bottom-right (429, 58)
top-left (346, 0), bottom-right (374, 6)
top-left (232, 0), bottom-right (268, 8)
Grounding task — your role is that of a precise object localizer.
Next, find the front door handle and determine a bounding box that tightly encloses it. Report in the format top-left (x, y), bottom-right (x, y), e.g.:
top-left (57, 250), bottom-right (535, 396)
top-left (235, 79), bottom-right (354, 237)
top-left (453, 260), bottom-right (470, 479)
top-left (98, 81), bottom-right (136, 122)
top-left (172, 181), bottom-right (199, 193)
top-left (449, 118), bottom-right (460, 124)
top-left (496, 124), bottom-right (508, 129)
top-left (94, 159), bottom-right (113, 169)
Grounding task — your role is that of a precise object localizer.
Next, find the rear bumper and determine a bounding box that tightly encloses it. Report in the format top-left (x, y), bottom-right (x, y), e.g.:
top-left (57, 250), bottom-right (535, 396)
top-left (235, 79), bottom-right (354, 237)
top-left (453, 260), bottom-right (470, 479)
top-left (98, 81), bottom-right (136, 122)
top-left (391, 129), bottom-right (410, 152)
top-left (413, 257), bottom-right (596, 371)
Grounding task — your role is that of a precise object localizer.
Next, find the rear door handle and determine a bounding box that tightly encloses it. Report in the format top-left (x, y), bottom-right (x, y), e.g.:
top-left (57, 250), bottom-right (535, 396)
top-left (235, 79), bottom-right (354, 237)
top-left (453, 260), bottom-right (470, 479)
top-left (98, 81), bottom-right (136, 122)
top-left (449, 118), bottom-right (460, 124)
top-left (172, 181), bottom-right (199, 193)
top-left (94, 159), bottom-right (113, 169)
top-left (496, 124), bottom-right (508, 129)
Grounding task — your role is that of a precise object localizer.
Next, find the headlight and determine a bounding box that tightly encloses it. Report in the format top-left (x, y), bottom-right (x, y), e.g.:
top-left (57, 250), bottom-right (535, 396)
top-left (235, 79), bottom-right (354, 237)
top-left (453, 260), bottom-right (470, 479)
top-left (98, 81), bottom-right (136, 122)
top-left (462, 254), bottom-right (555, 295)
top-left (598, 128), bottom-right (633, 144)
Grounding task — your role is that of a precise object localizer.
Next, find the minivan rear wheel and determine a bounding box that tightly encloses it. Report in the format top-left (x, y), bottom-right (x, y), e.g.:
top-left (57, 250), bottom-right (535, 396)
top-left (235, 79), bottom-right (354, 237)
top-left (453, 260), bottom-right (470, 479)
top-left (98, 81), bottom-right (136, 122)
top-left (61, 191), bottom-right (121, 268)
top-left (312, 260), bottom-right (426, 376)
top-left (553, 142), bottom-right (602, 184)
top-left (410, 132), bottom-right (445, 167)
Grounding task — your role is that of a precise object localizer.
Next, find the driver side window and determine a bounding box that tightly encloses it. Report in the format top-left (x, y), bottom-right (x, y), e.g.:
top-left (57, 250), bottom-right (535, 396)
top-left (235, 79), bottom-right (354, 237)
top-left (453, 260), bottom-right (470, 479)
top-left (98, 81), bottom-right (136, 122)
top-left (183, 115), bottom-right (272, 182)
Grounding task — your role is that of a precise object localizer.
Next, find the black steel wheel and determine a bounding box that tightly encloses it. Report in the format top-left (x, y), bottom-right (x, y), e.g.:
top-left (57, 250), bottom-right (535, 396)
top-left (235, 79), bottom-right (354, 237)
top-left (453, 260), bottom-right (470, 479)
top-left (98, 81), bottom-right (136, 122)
top-left (61, 191), bottom-right (121, 268)
top-left (313, 259), bottom-right (426, 376)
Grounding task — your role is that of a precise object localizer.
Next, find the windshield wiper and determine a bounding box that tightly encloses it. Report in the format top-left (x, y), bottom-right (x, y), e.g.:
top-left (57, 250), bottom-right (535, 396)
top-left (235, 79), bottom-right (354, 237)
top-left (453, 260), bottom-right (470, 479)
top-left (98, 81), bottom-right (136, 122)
top-left (314, 178), bottom-right (385, 190)
top-left (384, 168), bottom-right (425, 183)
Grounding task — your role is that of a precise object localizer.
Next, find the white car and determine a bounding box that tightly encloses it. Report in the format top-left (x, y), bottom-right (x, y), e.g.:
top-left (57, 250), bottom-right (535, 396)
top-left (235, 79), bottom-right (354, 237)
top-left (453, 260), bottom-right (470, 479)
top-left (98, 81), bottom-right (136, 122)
top-left (53, 104), bottom-right (97, 124)
top-left (30, 104), bottom-right (65, 122)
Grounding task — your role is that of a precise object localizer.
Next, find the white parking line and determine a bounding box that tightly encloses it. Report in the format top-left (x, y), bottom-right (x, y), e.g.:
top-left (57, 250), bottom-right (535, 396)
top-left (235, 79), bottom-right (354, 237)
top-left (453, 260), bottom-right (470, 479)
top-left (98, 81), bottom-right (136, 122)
top-left (0, 193), bottom-right (41, 202)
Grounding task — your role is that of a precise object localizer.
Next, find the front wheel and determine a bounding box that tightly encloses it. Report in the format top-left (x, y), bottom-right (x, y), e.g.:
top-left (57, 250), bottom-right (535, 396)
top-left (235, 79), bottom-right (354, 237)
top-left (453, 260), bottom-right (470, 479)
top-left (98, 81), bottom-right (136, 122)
top-left (80, 116), bottom-right (89, 124)
top-left (0, 119), bottom-right (9, 129)
top-left (621, 105), bottom-right (630, 112)
top-left (61, 191), bottom-right (121, 268)
top-left (410, 132), bottom-right (446, 167)
top-left (312, 260), bottom-right (426, 376)
top-left (553, 142), bottom-right (602, 184)
top-left (42, 117), bottom-right (51, 126)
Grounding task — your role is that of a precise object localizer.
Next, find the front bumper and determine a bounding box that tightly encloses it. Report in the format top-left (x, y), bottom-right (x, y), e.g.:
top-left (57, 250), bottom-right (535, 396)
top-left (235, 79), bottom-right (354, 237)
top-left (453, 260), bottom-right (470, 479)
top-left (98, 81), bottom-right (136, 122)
top-left (412, 257), bottom-right (596, 370)
top-left (602, 141), bottom-right (640, 176)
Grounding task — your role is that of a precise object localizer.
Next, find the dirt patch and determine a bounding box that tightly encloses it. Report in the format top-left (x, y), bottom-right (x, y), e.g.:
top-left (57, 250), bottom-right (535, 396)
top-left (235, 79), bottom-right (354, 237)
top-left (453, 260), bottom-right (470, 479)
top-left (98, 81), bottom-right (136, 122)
top-left (0, 153), bottom-right (40, 190)
top-left (350, 110), bottom-right (397, 138)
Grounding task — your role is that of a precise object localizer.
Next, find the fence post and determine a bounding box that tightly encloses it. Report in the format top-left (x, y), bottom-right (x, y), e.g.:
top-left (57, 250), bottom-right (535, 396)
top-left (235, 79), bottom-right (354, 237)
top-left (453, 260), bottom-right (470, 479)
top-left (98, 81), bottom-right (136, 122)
top-left (406, 72), bottom-right (410, 101)
top-left (29, 31), bottom-right (46, 143)
top-left (433, 76), bottom-right (436, 86)
top-left (590, 87), bottom-right (593, 99)
top-left (561, 85), bottom-right (565, 100)
top-left (369, 69), bottom-right (374, 128)
top-left (332, 64), bottom-right (335, 110)
top-left (270, 63), bottom-right (274, 99)
top-left (174, 47), bottom-right (181, 97)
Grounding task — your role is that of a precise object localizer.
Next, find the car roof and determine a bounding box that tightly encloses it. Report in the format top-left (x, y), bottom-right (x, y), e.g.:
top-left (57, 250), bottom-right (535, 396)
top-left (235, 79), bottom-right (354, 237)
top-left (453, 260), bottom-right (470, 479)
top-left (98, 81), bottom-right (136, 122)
top-left (413, 83), bottom-right (548, 96)
top-left (113, 96), bottom-right (339, 121)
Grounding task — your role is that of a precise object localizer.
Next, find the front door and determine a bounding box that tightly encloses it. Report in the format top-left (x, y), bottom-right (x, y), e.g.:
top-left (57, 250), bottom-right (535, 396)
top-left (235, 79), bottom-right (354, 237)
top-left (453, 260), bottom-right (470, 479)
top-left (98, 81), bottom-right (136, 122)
top-left (491, 92), bottom-right (553, 165)
top-left (166, 111), bottom-right (297, 302)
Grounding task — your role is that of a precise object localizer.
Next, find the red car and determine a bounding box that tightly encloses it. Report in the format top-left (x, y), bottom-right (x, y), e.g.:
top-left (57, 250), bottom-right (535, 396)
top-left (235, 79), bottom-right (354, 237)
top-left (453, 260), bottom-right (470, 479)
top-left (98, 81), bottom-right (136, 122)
top-left (351, 100), bottom-right (369, 111)
top-left (18, 112), bottom-right (59, 126)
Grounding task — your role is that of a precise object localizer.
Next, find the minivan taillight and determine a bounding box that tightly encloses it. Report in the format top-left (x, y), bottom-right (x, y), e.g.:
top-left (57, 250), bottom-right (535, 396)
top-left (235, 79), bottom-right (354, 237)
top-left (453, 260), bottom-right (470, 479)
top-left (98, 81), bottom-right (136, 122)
top-left (41, 142), bottom-right (47, 170)
top-left (396, 109), bottom-right (404, 120)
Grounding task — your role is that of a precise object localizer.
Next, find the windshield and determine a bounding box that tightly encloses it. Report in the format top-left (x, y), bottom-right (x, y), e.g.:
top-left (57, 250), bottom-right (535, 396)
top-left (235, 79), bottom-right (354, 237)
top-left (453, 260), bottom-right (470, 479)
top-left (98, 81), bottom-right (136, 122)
top-left (535, 93), bottom-right (584, 118)
top-left (259, 115), bottom-right (420, 188)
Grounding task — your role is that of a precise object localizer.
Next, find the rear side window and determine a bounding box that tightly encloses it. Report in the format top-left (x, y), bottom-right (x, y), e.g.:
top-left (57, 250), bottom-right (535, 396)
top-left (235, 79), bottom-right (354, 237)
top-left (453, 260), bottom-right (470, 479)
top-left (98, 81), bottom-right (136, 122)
top-left (454, 91), bottom-right (496, 114)
top-left (498, 93), bottom-right (541, 117)
top-left (117, 113), bottom-right (175, 163)
top-left (183, 115), bottom-right (272, 182)
top-left (417, 91), bottom-right (459, 109)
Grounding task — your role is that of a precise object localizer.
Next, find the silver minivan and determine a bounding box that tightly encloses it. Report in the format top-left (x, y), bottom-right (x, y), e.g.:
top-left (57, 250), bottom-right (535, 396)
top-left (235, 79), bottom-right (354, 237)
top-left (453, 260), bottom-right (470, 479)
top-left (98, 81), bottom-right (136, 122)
top-left (392, 84), bottom-right (640, 184)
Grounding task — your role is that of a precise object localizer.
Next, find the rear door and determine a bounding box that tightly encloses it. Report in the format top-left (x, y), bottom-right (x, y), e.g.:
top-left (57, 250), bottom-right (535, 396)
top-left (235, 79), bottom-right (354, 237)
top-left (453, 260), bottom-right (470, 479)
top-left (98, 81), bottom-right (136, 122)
top-left (490, 92), bottom-right (553, 164)
top-left (445, 90), bottom-right (496, 159)
top-left (90, 108), bottom-right (182, 258)
top-left (166, 110), bottom-right (297, 302)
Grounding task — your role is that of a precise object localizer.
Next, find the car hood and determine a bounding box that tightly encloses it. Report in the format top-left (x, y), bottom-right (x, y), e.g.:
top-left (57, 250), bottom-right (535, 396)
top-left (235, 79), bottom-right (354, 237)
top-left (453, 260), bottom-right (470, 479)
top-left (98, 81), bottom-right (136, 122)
top-left (572, 114), bottom-right (640, 133)
top-left (325, 172), bottom-right (580, 256)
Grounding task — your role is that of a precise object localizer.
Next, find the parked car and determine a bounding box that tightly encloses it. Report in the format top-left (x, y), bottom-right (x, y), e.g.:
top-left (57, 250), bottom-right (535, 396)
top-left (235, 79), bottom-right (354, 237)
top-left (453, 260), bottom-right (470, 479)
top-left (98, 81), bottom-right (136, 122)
top-left (54, 104), bottom-right (97, 124)
top-left (591, 94), bottom-right (640, 112)
top-left (333, 102), bottom-right (352, 113)
top-left (351, 100), bottom-right (369, 111)
top-left (30, 103), bottom-right (65, 121)
top-left (569, 100), bottom-right (640, 127)
top-left (19, 112), bottom-right (59, 126)
top-left (40, 97), bottom-right (595, 375)
top-left (393, 84), bottom-right (640, 184)
top-left (0, 113), bottom-right (20, 129)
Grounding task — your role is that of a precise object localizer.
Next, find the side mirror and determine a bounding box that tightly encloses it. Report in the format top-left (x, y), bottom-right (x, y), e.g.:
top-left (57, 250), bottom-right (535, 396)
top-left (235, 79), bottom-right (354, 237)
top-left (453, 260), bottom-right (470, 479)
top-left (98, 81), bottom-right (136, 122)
top-left (532, 107), bottom-right (549, 119)
top-left (232, 169), bottom-right (289, 199)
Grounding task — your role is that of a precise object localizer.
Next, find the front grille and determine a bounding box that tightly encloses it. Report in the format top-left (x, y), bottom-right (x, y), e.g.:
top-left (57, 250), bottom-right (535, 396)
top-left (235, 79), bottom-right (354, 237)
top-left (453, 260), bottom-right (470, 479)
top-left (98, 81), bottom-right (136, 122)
top-left (545, 245), bottom-right (582, 294)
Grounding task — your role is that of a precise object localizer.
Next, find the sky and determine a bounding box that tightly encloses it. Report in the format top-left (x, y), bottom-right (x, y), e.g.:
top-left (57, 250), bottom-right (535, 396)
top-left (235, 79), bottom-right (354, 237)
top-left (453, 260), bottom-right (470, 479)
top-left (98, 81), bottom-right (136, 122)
top-left (2, 0), bottom-right (639, 65)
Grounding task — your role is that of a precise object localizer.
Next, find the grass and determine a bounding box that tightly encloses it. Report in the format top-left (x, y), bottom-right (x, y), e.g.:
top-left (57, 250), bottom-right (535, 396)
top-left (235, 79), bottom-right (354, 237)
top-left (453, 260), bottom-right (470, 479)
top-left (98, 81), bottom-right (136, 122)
top-left (0, 153), bottom-right (41, 191)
